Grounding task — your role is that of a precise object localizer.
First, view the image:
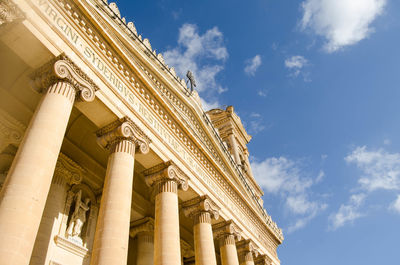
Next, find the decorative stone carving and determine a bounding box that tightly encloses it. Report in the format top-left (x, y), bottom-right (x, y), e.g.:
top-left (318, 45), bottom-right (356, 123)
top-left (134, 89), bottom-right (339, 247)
top-left (31, 54), bottom-right (98, 102)
top-left (157, 53), bottom-right (165, 64)
top-left (143, 38), bottom-right (152, 50)
top-left (0, 109), bottom-right (26, 152)
top-left (130, 217), bottom-right (154, 238)
top-left (0, 0), bottom-right (24, 25)
top-left (127, 21), bottom-right (137, 35)
top-left (181, 195), bottom-right (220, 223)
top-left (108, 2), bottom-right (121, 18)
top-left (54, 153), bottom-right (85, 186)
top-left (236, 239), bottom-right (259, 263)
top-left (213, 220), bottom-right (242, 241)
top-left (181, 239), bottom-right (195, 259)
top-left (96, 117), bottom-right (150, 154)
top-left (143, 161), bottom-right (189, 192)
top-left (254, 254), bottom-right (272, 265)
top-left (66, 190), bottom-right (90, 241)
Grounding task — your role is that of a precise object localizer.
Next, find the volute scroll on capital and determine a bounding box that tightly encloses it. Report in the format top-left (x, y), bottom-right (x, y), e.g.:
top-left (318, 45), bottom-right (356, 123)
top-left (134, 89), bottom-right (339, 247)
top-left (143, 161), bottom-right (189, 191)
top-left (181, 195), bottom-right (220, 220)
top-left (236, 239), bottom-right (259, 258)
top-left (254, 254), bottom-right (273, 265)
top-left (212, 220), bottom-right (242, 241)
top-left (96, 117), bottom-right (151, 154)
top-left (31, 54), bottom-right (98, 102)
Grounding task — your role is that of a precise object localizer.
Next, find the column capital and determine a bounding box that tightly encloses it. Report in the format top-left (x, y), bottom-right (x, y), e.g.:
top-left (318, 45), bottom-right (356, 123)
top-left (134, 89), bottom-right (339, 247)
top-left (213, 220), bottom-right (241, 241)
top-left (237, 239), bottom-right (259, 262)
top-left (254, 254), bottom-right (272, 265)
top-left (31, 54), bottom-right (98, 102)
top-left (143, 161), bottom-right (189, 192)
top-left (182, 195), bottom-right (220, 223)
top-left (130, 217), bottom-right (154, 238)
top-left (96, 117), bottom-right (150, 154)
top-left (0, 0), bottom-right (24, 25)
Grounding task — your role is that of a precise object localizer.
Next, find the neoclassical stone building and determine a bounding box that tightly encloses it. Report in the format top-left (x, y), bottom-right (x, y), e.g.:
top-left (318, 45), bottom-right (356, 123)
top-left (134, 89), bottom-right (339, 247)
top-left (0, 1), bottom-right (283, 265)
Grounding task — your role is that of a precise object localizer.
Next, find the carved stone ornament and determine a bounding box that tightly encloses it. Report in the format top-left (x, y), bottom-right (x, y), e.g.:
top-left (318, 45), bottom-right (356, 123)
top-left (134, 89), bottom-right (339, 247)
top-left (236, 239), bottom-right (259, 259)
top-left (129, 217), bottom-right (154, 238)
top-left (54, 153), bottom-right (85, 186)
top-left (143, 161), bottom-right (189, 191)
top-left (96, 117), bottom-right (150, 154)
top-left (212, 220), bottom-right (242, 241)
top-left (0, 0), bottom-right (24, 25)
top-left (31, 54), bottom-right (98, 102)
top-left (181, 195), bottom-right (220, 220)
top-left (0, 109), bottom-right (26, 152)
top-left (254, 254), bottom-right (273, 265)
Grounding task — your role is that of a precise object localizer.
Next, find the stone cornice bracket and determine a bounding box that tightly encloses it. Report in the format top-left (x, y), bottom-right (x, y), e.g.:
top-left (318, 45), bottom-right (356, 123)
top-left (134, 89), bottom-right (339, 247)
top-left (181, 195), bottom-right (220, 222)
top-left (254, 254), bottom-right (273, 265)
top-left (129, 217), bottom-right (154, 238)
top-left (0, 0), bottom-right (25, 26)
top-left (54, 153), bottom-right (85, 186)
top-left (236, 239), bottom-right (259, 259)
top-left (96, 117), bottom-right (150, 154)
top-left (212, 220), bottom-right (242, 241)
top-left (143, 161), bottom-right (189, 191)
top-left (30, 54), bottom-right (98, 102)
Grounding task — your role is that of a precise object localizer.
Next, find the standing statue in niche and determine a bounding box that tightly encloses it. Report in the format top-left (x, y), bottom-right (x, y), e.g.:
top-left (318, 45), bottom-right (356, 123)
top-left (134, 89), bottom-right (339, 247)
top-left (66, 190), bottom-right (90, 241)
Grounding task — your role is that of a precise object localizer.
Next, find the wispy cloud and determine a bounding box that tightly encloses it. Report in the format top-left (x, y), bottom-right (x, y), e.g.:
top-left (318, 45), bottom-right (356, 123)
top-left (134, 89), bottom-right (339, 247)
top-left (163, 24), bottom-right (228, 110)
top-left (244, 55), bottom-right (262, 76)
top-left (257, 89), bottom-right (268, 97)
top-left (251, 157), bottom-right (327, 232)
top-left (330, 146), bottom-right (400, 229)
top-left (285, 55), bottom-right (309, 80)
top-left (390, 195), bottom-right (400, 213)
top-left (300, 0), bottom-right (387, 52)
top-left (246, 112), bottom-right (267, 135)
top-left (329, 193), bottom-right (366, 230)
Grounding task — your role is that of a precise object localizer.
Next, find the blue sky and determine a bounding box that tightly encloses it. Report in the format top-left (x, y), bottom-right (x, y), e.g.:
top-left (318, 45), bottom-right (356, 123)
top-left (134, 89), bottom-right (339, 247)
top-left (114, 0), bottom-right (400, 264)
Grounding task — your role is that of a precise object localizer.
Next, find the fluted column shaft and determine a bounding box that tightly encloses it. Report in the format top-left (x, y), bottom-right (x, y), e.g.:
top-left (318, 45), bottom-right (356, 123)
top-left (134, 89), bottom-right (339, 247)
top-left (194, 212), bottom-right (217, 265)
top-left (0, 81), bottom-right (76, 265)
top-left (136, 231), bottom-right (154, 265)
top-left (91, 140), bottom-right (135, 265)
top-left (154, 180), bottom-right (181, 265)
top-left (220, 235), bottom-right (240, 265)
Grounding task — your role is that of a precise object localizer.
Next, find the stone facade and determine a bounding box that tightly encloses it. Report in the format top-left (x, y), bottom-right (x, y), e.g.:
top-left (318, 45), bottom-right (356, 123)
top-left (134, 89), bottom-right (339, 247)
top-left (0, 0), bottom-right (283, 265)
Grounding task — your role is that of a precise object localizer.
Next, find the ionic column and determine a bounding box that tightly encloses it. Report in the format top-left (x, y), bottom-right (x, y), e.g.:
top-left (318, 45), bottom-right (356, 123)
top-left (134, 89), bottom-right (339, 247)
top-left (144, 161), bottom-right (189, 265)
top-left (182, 195), bottom-right (220, 265)
top-left (130, 217), bottom-right (154, 265)
top-left (236, 239), bottom-right (258, 265)
top-left (254, 254), bottom-right (272, 265)
top-left (0, 55), bottom-right (97, 265)
top-left (213, 220), bottom-right (242, 265)
top-left (90, 118), bottom-right (150, 265)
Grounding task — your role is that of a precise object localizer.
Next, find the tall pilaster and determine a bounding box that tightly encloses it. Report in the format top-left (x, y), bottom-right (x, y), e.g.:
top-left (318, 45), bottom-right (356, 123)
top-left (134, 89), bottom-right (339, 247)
top-left (213, 220), bottom-right (242, 265)
top-left (144, 161), bottom-right (189, 265)
top-left (228, 132), bottom-right (241, 166)
top-left (182, 195), bottom-right (220, 265)
top-left (90, 118), bottom-right (150, 265)
top-left (130, 217), bottom-right (155, 265)
top-left (0, 55), bottom-right (97, 265)
top-left (236, 239), bottom-right (258, 265)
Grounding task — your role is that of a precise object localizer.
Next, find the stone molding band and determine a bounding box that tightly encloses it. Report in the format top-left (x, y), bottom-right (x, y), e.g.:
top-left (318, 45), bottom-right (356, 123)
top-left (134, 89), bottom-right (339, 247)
top-left (31, 54), bottom-right (98, 102)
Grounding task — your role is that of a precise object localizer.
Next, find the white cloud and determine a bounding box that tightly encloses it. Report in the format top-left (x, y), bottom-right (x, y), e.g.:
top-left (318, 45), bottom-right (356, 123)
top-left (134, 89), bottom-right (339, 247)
top-left (330, 146), bottom-right (400, 229)
top-left (329, 193), bottom-right (366, 230)
top-left (163, 24), bottom-right (228, 110)
top-left (251, 157), bottom-right (327, 232)
top-left (390, 195), bottom-right (400, 213)
top-left (257, 89), bottom-right (268, 97)
top-left (300, 0), bottom-right (386, 52)
top-left (285, 55), bottom-right (309, 78)
top-left (345, 146), bottom-right (400, 191)
top-left (244, 55), bottom-right (262, 76)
